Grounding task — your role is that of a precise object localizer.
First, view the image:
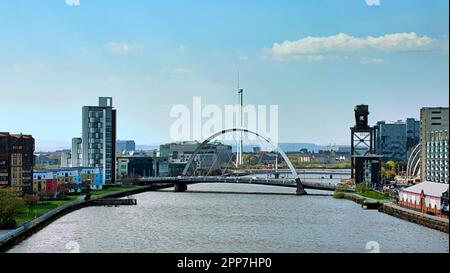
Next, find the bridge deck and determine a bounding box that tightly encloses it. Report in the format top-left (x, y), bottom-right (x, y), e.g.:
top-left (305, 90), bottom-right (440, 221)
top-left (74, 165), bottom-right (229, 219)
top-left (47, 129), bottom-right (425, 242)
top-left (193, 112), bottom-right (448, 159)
top-left (138, 176), bottom-right (338, 192)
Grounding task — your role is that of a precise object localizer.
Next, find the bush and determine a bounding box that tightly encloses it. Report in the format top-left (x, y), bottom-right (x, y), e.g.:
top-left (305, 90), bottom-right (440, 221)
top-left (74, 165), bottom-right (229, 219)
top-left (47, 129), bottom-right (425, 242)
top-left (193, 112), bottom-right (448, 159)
top-left (0, 188), bottom-right (26, 225)
top-left (333, 191), bottom-right (345, 199)
top-left (356, 183), bottom-right (370, 194)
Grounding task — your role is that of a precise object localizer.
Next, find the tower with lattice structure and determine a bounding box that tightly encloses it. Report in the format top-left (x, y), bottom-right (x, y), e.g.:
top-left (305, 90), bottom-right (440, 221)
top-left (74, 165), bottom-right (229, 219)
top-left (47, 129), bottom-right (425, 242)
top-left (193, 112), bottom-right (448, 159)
top-left (350, 105), bottom-right (382, 186)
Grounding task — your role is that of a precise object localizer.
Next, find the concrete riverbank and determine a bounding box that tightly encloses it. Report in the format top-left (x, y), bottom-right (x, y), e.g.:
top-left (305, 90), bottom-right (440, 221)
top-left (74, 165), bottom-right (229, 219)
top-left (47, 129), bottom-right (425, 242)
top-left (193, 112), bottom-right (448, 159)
top-left (338, 192), bottom-right (449, 234)
top-left (380, 203), bottom-right (449, 233)
top-left (0, 185), bottom-right (171, 253)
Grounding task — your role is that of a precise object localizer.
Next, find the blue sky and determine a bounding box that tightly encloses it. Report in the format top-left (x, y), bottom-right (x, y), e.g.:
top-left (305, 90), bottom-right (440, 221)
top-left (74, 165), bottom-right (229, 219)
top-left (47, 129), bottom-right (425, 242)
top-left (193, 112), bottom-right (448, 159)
top-left (0, 0), bottom-right (448, 148)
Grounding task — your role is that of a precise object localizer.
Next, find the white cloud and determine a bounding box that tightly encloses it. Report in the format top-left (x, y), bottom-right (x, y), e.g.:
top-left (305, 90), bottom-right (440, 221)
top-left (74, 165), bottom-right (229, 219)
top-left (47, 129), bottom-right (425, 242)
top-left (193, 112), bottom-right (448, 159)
top-left (105, 42), bottom-right (144, 55)
top-left (267, 32), bottom-right (436, 61)
top-left (65, 0), bottom-right (80, 6)
top-left (12, 62), bottom-right (46, 71)
top-left (239, 55), bottom-right (249, 61)
top-left (178, 44), bottom-right (188, 52)
top-left (360, 57), bottom-right (387, 65)
top-left (365, 0), bottom-right (380, 6)
top-left (173, 68), bottom-right (194, 75)
top-left (441, 36), bottom-right (449, 56)
top-left (107, 77), bottom-right (124, 83)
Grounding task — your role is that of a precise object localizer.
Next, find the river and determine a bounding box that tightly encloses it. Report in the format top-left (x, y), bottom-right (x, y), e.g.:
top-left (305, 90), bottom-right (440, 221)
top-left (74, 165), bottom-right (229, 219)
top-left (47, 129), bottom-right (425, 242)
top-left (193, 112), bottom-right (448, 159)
top-left (8, 183), bottom-right (449, 253)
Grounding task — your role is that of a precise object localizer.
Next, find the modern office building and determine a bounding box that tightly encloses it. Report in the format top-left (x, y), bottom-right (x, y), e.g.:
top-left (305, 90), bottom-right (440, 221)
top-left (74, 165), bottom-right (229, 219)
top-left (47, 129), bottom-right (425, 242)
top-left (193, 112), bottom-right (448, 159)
top-left (160, 141), bottom-right (233, 174)
top-left (375, 118), bottom-right (420, 162)
top-left (376, 121), bottom-right (407, 162)
top-left (406, 118), bottom-right (421, 152)
top-left (116, 156), bottom-right (154, 179)
top-left (71, 137), bottom-right (83, 167)
top-left (420, 107), bottom-right (449, 183)
top-left (116, 140), bottom-right (136, 153)
top-left (82, 97), bottom-right (117, 184)
top-left (0, 132), bottom-right (35, 195)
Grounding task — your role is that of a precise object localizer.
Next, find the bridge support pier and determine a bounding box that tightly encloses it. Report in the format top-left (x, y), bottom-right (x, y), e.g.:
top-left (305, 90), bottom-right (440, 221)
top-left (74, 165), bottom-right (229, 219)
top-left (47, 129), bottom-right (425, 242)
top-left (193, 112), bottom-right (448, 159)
top-left (174, 182), bottom-right (188, 192)
top-left (296, 178), bottom-right (307, 196)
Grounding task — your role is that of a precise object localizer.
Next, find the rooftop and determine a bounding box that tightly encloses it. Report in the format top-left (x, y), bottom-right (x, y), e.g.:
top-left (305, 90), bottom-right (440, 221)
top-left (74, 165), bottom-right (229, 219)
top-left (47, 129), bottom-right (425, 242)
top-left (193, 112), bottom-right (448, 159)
top-left (34, 167), bottom-right (101, 172)
top-left (401, 182), bottom-right (449, 197)
top-left (0, 132), bottom-right (33, 139)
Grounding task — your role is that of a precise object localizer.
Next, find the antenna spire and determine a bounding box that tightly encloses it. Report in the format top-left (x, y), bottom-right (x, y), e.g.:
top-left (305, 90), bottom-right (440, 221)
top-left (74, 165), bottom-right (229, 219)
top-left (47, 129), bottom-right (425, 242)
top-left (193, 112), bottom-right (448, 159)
top-left (237, 70), bottom-right (240, 91)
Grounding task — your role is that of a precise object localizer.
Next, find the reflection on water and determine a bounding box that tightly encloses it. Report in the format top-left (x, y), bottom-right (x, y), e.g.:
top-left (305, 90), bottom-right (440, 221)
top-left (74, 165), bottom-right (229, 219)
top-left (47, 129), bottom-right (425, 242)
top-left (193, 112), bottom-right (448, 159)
top-left (8, 183), bottom-right (449, 253)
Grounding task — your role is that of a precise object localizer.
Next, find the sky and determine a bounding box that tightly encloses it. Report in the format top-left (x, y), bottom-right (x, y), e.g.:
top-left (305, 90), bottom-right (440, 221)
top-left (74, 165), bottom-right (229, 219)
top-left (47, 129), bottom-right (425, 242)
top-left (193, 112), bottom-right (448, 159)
top-left (0, 0), bottom-right (448, 149)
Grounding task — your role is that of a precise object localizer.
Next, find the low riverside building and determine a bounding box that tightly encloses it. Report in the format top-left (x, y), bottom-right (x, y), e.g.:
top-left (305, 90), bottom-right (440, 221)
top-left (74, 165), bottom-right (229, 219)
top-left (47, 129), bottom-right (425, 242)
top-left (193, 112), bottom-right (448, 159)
top-left (399, 182), bottom-right (449, 218)
top-left (33, 171), bottom-right (58, 198)
top-left (33, 167), bottom-right (103, 196)
top-left (116, 155), bottom-right (154, 179)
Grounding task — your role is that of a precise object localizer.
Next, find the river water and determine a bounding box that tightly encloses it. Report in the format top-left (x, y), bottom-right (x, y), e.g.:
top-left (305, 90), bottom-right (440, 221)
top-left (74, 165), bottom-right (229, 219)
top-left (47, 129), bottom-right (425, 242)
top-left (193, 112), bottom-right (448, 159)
top-left (8, 183), bottom-right (449, 253)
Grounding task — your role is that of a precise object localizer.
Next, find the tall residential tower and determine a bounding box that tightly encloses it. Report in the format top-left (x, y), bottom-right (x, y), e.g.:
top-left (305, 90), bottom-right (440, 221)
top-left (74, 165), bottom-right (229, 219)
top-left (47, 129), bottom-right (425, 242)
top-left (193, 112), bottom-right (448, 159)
top-left (82, 97), bottom-right (117, 184)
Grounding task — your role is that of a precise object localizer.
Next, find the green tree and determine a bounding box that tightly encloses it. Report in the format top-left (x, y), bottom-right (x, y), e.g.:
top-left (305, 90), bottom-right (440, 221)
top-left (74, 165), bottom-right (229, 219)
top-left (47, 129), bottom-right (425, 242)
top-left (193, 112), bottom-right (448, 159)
top-left (24, 194), bottom-right (40, 214)
top-left (382, 161), bottom-right (397, 181)
top-left (0, 188), bottom-right (26, 224)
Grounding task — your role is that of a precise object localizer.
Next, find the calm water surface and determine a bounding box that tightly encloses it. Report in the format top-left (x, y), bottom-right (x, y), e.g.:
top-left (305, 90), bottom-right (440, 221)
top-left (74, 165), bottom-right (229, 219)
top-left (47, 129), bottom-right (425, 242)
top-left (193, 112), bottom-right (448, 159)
top-left (8, 184), bottom-right (449, 253)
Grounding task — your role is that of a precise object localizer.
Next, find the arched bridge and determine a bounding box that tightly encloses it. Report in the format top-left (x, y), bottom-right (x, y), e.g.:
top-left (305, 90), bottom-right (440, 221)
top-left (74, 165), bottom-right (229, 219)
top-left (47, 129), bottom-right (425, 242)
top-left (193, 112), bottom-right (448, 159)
top-left (180, 128), bottom-right (307, 195)
top-left (137, 128), bottom-right (344, 195)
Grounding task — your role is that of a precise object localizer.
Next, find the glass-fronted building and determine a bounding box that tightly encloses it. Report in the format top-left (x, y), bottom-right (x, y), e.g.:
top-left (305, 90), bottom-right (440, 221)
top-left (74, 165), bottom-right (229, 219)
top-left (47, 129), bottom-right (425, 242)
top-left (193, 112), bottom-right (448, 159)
top-left (375, 118), bottom-right (420, 162)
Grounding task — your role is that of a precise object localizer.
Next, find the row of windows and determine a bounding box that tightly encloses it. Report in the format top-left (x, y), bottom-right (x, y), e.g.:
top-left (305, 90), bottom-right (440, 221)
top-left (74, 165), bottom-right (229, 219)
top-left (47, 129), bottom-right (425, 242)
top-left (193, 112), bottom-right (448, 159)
top-left (426, 160), bottom-right (448, 165)
top-left (427, 157), bottom-right (449, 162)
top-left (88, 111), bottom-right (103, 118)
top-left (89, 118), bottom-right (103, 123)
top-left (88, 143), bottom-right (103, 149)
top-left (88, 138), bottom-right (103, 144)
top-left (426, 169), bottom-right (449, 173)
top-left (428, 149), bottom-right (449, 154)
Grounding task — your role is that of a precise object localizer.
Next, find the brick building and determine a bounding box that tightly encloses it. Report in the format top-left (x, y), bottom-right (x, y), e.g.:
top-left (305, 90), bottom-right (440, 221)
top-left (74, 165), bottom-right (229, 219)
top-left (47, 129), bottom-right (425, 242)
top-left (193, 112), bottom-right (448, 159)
top-left (0, 132), bottom-right (35, 195)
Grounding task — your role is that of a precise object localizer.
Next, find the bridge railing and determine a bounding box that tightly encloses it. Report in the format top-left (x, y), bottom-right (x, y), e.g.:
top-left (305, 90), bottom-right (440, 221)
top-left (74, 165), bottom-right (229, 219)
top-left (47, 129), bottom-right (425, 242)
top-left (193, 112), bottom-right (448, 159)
top-left (138, 176), bottom-right (338, 190)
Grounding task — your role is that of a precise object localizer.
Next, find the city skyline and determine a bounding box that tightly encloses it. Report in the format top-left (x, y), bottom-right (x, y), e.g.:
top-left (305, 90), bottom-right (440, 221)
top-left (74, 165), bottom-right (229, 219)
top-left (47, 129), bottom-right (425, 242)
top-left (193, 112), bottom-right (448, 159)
top-left (0, 0), bottom-right (449, 257)
top-left (0, 0), bottom-right (449, 146)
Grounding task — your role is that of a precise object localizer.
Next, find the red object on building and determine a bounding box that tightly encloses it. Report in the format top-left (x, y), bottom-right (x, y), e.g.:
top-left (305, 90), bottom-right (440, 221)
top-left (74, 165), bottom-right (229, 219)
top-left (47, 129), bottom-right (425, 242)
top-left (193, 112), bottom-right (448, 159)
top-left (45, 179), bottom-right (58, 196)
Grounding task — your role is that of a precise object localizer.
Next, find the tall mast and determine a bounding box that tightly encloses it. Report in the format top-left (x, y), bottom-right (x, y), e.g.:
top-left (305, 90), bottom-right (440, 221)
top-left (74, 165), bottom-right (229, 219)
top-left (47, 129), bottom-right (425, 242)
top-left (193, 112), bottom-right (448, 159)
top-left (239, 88), bottom-right (244, 166)
top-left (237, 71), bottom-right (244, 167)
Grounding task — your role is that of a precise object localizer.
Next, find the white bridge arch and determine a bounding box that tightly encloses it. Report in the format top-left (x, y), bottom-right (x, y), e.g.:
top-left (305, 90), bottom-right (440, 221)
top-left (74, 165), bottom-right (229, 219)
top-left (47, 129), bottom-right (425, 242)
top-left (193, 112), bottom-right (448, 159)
top-left (181, 128), bottom-right (307, 195)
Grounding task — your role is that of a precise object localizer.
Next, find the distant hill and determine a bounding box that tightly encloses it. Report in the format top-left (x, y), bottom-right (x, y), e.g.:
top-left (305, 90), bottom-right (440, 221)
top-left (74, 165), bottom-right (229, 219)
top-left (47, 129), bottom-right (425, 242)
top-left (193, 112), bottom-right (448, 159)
top-left (278, 143), bottom-right (322, 153)
top-left (228, 143), bottom-right (322, 153)
top-left (136, 142), bottom-right (322, 153)
top-left (36, 140), bottom-right (70, 152)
